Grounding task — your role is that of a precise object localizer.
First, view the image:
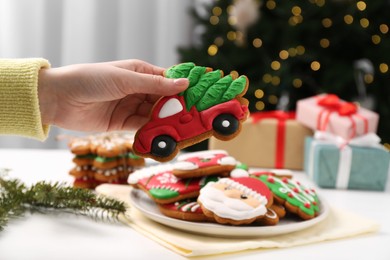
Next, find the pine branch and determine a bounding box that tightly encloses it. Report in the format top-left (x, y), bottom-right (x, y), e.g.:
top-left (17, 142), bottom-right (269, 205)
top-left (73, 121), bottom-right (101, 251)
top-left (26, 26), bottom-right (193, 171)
top-left (0, 170), bottom-right (127, 231)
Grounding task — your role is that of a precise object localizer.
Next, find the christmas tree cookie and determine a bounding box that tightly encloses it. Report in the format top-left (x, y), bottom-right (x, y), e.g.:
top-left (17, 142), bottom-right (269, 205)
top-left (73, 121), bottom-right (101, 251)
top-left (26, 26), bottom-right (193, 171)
top-left (256, 174), bottom-right (320, 220)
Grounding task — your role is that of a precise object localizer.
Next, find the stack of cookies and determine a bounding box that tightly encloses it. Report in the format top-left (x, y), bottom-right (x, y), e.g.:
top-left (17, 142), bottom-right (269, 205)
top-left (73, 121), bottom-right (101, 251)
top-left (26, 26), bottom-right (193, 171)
top-left (129, 150), bottom-right (321, 226)
top-left (69, 132), bottom-right (145, 189)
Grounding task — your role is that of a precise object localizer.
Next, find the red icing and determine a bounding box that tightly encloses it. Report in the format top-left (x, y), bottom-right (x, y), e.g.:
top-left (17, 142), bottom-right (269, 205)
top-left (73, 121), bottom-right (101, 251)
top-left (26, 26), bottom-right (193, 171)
top-left (184, 153), bottom-right (230, 168)
top-left (161, 200), bottom-right (203, 214)
top-left (134, 95), bottom-right (248, 154)
top-left (267, 176), bottom-right (275, 183)
top-left (282, 177), bottom-right (289, 183)
top-left (304, 202), bottom-right (311, 208)
top-left (288, 192), bottom-right (294, 198)
top-left (138, 171), bottom-right (204, 196)
top-left (231, 177), bottom-right (272, 201)
top-left (293, 187), bottom-right (299, 193)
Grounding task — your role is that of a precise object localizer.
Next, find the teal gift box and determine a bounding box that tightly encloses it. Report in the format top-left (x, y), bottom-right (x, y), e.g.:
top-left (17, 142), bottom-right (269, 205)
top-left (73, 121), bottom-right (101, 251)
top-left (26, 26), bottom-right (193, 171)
top-left (304, 134), bottom-right (390, 191)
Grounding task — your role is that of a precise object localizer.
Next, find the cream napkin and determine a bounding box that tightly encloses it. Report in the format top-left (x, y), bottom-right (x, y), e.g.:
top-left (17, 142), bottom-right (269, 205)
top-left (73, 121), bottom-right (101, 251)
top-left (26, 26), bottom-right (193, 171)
top-left (96, 184), bottom-right (379, 257)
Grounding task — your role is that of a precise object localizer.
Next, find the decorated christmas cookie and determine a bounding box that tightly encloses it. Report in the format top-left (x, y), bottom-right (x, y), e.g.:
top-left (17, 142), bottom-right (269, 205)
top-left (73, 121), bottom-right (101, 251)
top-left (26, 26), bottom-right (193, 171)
top-left (128, 164), bottom-right (218, 204)
top-left (257, 174), bottom-right (320, 220)
top-left (198, 177), bottom-right (273, 225)
top-left (68, 132), bottom-right (145, 189)
top-left (157, 198), bottom-right (215, 222)
top-left (133, 62), bottom-right (249, 162)
top-left (172, 150), bottom-right (237, 178)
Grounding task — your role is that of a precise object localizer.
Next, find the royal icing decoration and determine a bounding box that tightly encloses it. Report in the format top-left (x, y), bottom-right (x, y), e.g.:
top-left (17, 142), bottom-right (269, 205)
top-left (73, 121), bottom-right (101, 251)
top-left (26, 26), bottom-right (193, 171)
top-left (198, 177), bottom-right (271, 220)
top-left (257, 175), bottom-right (320, 216)
top-left (174, 150), bottom-right (237, 171)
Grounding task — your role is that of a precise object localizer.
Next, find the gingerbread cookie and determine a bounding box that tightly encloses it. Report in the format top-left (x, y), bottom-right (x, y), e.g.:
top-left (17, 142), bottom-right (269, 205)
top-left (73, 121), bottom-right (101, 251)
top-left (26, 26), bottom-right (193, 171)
top-left (256, 174), bottom-right (320, 220)
top-left (157, 198), bottom-right (214, 222)
top-left (172, 150), bottom-right (237, 178)
top-left (68, 132), bottom-right (145, 189)
top-left (198, 177), bottom-right (273, 225)
top-left (128, 164), bottom-right (219, 204)
top-left (133, 62), bottom-right (249, 162)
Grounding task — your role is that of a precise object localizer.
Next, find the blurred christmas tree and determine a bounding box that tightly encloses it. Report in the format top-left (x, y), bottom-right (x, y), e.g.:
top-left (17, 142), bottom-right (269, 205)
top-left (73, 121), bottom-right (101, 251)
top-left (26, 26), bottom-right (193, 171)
top-left (178, 0), bottom-right (390, 145)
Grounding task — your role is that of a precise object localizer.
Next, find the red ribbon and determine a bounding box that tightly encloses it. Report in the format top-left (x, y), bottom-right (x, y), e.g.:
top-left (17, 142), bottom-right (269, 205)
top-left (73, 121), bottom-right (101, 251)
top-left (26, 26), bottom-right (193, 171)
top-left (251, 111), bottom-right (296, 169)
top-left (316, 94), bottom-right (368, 139)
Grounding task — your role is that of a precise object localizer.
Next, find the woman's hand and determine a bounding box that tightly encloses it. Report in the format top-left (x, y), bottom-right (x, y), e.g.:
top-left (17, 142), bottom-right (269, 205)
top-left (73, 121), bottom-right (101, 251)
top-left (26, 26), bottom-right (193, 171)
top-left (38, 59), bottom-right (189, 131)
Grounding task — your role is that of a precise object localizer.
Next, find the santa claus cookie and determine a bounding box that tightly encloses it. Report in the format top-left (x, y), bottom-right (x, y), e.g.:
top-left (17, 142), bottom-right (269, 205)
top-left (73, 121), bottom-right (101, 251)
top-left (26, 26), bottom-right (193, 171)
top-left (257, 174), bottom-right (320, 220)
top-left (198, 177), bottom-right (273, 225)
top-left (157, 198), bottom-right (215, 222)
top-left (172, 150), bottom-right (237, 178)
top-left (128, 164), bottom-right (218, 204)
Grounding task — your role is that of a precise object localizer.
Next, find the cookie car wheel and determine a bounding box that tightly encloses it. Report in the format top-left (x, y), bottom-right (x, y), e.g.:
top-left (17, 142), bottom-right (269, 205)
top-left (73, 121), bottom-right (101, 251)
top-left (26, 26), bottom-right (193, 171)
top-left (212, 114), bottom-right (239, 137)
top-left (151, 135), bottom-right (177, 158)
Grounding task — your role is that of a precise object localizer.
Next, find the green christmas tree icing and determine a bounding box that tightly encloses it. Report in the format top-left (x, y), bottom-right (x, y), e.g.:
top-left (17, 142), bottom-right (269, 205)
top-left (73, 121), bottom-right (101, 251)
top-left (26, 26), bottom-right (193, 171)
top-left (165, 62), bottom-right (247, 112)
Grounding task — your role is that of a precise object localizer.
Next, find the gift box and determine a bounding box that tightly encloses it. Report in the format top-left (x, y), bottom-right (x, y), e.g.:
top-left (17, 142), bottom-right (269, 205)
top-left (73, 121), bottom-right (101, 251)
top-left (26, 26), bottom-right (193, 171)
top-left (296, 94), bottom-right (379, 140)
top-left (304, 132), bottom-right (390, 191)
top-left (209, 111), bottom-right (313, 170)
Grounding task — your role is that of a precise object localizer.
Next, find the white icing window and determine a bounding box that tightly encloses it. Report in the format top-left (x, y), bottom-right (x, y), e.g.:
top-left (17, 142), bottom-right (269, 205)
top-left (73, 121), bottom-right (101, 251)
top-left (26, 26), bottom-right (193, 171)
top-left (158, 98), bottom-right (183, 118)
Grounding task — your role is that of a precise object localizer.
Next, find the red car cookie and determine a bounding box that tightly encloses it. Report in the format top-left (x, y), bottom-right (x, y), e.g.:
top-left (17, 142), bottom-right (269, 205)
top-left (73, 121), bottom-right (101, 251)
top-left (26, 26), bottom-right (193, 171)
top-left (133, 62), bottom-right (249, 162)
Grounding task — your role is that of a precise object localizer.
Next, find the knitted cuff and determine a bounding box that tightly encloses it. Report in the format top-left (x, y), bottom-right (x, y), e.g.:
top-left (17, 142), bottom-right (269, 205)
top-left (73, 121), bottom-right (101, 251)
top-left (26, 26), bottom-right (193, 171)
top-left (0, 58), bottom-right (51, 141)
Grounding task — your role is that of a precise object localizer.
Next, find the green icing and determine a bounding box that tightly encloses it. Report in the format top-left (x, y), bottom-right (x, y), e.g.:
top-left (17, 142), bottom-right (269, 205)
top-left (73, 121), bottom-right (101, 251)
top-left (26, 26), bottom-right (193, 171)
top-left (149, 188), bottom-right (179, 199)
top-left (199, 175), bottom-right (219, 189)
top-left (235, 163), bottom-right (248, 170)
top-left (220, 76), bottom-right (247, 102)
top-left (165, 62), bottom-right (195, 78)
top-left (187, 66), bottom-right (207, 88)
top-left (165, 62), bottom-right (248, 112)
top-left (196, 75), bottom-right (233, 111)
top-left (257, 175), bottom-right (320, 216)
top-left (75, 154), bottom-right (96, 159)
top-left (94, 156), bottom-right (118, 163)
top-left (127, 152), bottom-right (141, 159)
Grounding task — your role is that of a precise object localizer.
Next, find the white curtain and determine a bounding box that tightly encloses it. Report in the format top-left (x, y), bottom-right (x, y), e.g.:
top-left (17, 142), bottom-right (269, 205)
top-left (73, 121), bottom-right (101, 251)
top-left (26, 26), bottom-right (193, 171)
top-left (0, 0), bottom-right (194, 149)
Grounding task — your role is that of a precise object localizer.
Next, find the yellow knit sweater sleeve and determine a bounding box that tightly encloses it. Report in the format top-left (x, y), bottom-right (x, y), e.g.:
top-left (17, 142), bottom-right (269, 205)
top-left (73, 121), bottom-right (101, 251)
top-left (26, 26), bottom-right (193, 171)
top-left (0, 58), bottom-right (51, 141)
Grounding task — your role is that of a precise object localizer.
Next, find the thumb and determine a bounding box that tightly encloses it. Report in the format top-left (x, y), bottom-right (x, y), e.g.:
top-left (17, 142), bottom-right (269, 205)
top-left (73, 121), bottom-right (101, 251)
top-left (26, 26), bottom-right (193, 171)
top-left (126, 71), bottom-right (189, 96)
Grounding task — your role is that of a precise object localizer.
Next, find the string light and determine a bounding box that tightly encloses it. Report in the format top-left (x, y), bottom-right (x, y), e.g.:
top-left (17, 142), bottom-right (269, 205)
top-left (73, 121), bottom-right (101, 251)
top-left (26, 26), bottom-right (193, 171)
top-left (344, 15), bottom-right (353, 25)
top-left (228, 16), bottom-right (237, 26)
top-left (288, 48), bottom-right (297, 57)
top-left (271, 61), bottom-right (281, 70)
top-left (210, 16), bottom-right (219, 25)
top-left (266, 0), bottom-right (276, 10)
top-left (316, 0), bottom-right (325, 7)
top-left (320, 38), bottom-right (330, 48)
top-left (364, 74), bottom-right (374, 84)
top-left (255, 89), bottom-right (264, 98)
top-left (230, 70), bottom-right (239, 79)
top-left (360, 18), bottom-right (369, 28)
top-left (262, 74), bottom-right (272, 83)
top-left (379, 24), bottom-right (389, 34)
top-left (356, 1), bottom-right (366, 11)
top-left (279, 50), bottom-right (289, 60)
top-left (291, 6), bottom-right (301, 16)
top-left (256, 101), bottom-right (265, 110)
top-left (271, 76), bottom-right (280, 86)
top-left (226, 5), bottom-right (234, 15)
top-left (379, 63), bottom-right (389, 73)
top-left (322, 18), bottom-right (332, 28)
top-left (311, 61), bottom-right (321, 71)
top-left (253, 38), bottom-right (263, 48)
top-left (268, 95), bottom-right (278, 104)
top-left (293, 78), bottom-right (302, 88)
top-left (212, 6), bottom-right (222, 16)
top-left (208, 44), bottom-right (218, 56)
top-left (227, 31), bottom-right (237, 41)
top-left (296, 45), bottom-right (305, 55)
top-left (214, 37), bottom-right (224, 46)
top-left (372, 35), bottom-right (381, 45)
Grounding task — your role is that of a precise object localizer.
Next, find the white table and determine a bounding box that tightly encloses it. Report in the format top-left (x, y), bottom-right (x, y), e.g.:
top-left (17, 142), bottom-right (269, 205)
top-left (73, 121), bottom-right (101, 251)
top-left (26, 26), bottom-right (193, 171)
top-left (0, 148), bottom-right (389, 260)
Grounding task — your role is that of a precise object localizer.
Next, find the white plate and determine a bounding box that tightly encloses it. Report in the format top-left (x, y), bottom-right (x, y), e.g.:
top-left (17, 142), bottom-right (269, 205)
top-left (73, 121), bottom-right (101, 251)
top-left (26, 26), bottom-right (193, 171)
top-left (129, 189), bottom-right (330, 238)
